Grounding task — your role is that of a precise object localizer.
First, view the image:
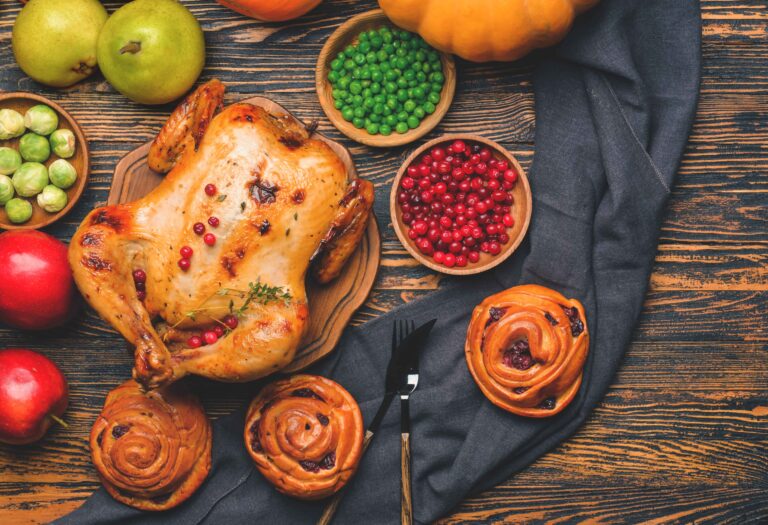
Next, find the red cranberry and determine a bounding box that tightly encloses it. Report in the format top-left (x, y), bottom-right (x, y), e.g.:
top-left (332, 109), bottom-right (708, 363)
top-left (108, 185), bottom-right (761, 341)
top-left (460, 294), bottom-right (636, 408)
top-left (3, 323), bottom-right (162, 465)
top-left (208, 216), bottom-right (220, 227)
top-left (132, 269), bottom-right (146, 283)
top-left (499, 233), bottom-right (510, 244)
top-left (187, 336), bottom-right (203, 348)
top-left (136, 290), bottom-right (147, 301)
top-left (489, 242), bottom-right (501, 255)
top-left (418, 164), bottom-right (431, 177)
top-left (203, 233), bottom-right (216, 246)
top-left (213, 325), bottom-right (225, 337)
top-left (503, 170), bottom-right (518, 184)
top-left (412, 220), bottom-right (428, 235)
top-left (401, 177), bottom-right (415, 190)
top-left (443, 253), bottom-right (456, 267)
top-left (440, 230), bottom-right (453, 244)
top-left (431, 147), bottom-right (446, 161)
top-left (439, 216), bottom-right (452, 229)
top-left (408, 228), bottom-right (420, 240)
top-left (451, 168), bottom-right (465, 181)
top-left (178, 258), bottom-right (191, 271)
top-left (503, 214), bottom-right (515, 227)
top-left (468, 251), bottom-right (480, 263)
top-left (456, 255), bottom-right (468, 267)
top-left (449, 241), bottom-right (462, 254)
top-left (479, 148), bottom-right (492, 162)
top-left (420, 190), bottom-right (434, 203)
top-left (433, 251), bottom-right (446, 264)
top-left (418, 239), bottom-right (433, 255)
top-left (427, 229), bottom-right (441, 242)
top-left (497, 161), bottom-right (509, 171)
top-left (451, 140), bottom-right (466, 153)
top-left (204, 183), bottom-right (217, 196)
top-left (180, 245), bottom-right (193, 258)
top-left (203, 330), bottom-right (218, 344)
top-left (475, 162), bottom-right (488, 175)
top-left (223, 315), bottom-right (239, 329)
top-left (407, 166), bottom-right (419, 177)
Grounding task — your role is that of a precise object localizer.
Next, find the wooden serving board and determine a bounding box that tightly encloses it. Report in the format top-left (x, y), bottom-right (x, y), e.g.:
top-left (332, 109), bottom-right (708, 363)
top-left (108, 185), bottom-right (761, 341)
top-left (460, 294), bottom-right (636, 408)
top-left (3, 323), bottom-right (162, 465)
top-left (108, 96), bottom-right (380, 372)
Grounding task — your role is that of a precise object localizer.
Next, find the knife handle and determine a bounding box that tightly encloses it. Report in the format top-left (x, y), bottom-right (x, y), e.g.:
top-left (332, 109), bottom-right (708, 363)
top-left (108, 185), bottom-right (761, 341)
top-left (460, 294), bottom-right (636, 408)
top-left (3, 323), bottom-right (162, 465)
top-left (400, 431), bottom-right (413, 525)
top-left (316, 430), bottom-right (374, 525)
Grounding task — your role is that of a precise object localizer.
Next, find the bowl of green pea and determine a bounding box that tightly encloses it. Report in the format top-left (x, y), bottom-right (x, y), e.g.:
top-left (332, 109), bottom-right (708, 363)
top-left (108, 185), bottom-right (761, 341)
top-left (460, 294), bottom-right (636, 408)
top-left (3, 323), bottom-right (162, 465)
top-left (316, 9), bottom-right (456, 148)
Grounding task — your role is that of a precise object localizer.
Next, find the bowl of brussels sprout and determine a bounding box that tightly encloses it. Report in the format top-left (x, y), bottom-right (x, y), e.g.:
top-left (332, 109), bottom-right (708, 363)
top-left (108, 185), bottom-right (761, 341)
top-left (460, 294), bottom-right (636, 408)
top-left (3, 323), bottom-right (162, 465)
top-left (0, 92), bottom-right (89, 230)
top-left (316, 9), bottom-right (456, 148)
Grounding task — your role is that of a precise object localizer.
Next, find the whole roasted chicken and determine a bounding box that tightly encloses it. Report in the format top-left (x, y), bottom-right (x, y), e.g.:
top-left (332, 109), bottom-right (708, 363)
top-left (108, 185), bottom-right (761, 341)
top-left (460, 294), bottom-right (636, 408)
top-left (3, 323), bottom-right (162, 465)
top-left (69, 80), bottom-right (374, 390)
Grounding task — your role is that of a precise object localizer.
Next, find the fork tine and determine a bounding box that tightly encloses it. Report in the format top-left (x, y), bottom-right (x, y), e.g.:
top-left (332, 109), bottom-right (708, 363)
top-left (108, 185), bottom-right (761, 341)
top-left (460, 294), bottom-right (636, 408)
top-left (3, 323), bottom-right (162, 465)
top-left (406, 320), bottom-right (418, 369)
top-left (392, 320), bottom-right (399, 358)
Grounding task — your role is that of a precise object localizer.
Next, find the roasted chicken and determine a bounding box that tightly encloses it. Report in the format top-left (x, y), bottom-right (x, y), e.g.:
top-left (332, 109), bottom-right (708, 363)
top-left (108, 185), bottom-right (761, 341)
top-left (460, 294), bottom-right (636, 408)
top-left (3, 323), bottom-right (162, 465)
top-left (69, 80), bottom-right (374, 389)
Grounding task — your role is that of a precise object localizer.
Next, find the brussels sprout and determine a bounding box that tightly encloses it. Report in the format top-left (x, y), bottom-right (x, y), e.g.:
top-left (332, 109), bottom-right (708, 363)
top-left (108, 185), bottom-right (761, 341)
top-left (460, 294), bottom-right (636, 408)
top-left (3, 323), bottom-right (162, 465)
top-left (0, 109), bottom-right (25, 140)
top-left (24, 105), bottom-right (59, 136)
top-left (37, 185), bottom-right (68, 213)
top-left (0, 147), bottom-right (21, 175)
top-left (5, 198), bottom-right (32, 224)
top-left (49, 129), bottom-right (76, 158)
top-left (0, 175), bottom-right (14, 205)
top-left (19, 133), bottom-right (50, 163)
top-left (49, 158), bottom-right (77, 189)
top-left (12, 162), bottom-right (48, 197)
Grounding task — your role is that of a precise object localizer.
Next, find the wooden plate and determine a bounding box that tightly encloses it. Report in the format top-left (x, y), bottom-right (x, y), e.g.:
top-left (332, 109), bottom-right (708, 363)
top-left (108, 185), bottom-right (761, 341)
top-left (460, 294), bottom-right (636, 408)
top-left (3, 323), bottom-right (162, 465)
top-left (0, 92), bottom-right (89, 230)
top-left (109, 96), bottom-right (380, 373)
top-left (390, 134), bottom-right (532, 276)
top-left (316, 9), bottom-right (456, 148)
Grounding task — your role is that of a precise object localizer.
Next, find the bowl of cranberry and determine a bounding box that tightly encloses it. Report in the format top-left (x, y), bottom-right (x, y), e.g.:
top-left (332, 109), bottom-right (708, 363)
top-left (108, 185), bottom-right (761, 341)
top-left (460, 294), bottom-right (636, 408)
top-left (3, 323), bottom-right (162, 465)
top-left (390, 135), bottom-right (532, 275)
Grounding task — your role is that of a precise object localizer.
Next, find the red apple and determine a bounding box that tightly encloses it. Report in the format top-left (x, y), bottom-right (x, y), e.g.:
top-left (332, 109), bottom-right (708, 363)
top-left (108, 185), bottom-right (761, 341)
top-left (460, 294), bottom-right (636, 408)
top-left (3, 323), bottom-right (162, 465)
top-left (0, 348), bottom-right (68, 445)
top-left (0, 230), bottom-right (78, 330)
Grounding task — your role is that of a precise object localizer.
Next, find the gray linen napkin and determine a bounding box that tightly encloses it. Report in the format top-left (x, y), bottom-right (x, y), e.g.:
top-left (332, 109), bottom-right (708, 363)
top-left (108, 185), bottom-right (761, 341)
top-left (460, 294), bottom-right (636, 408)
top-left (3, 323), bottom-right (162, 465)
top-left (56, 0), bottom-right (701, 523)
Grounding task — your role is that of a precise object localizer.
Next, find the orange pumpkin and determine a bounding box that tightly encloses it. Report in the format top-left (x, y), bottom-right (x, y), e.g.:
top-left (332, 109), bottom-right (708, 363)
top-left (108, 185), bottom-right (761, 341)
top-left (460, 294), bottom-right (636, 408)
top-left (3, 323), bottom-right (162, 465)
top-left (378, 0), bottom-right (600, 62)
top-left (217, 0), bottom-right (321, 22)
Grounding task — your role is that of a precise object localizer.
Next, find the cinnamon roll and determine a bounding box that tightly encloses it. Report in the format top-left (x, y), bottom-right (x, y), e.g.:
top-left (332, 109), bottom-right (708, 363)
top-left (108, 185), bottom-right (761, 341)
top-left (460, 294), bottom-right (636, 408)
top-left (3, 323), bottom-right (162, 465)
top-left (244, 374), bottom-right (364, 500)
top-left (90, 380), bottom-right (212, 511)
top-left (465, 284), bottom-right (590, 417)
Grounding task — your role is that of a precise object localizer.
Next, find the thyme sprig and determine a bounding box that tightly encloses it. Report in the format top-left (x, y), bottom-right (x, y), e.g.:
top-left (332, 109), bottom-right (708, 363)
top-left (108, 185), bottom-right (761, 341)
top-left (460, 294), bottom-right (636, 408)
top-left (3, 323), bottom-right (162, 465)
top-left (168, 279), bottom-right (291, 332)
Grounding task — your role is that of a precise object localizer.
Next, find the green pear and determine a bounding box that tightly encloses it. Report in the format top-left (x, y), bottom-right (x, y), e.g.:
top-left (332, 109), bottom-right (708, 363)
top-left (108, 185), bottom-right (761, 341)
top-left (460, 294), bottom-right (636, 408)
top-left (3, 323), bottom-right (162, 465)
top-left (97, 0), bottom-right (206, 105)
top-left (12, 0), bottom-right (108, 88)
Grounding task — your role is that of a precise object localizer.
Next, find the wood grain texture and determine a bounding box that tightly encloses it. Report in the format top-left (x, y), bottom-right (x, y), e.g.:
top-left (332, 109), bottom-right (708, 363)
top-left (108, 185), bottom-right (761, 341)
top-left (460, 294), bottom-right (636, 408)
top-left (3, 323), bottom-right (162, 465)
top-left (108, 95), bottom-right (381, 373)
top-left (0, 0), bottom-right (766, 524)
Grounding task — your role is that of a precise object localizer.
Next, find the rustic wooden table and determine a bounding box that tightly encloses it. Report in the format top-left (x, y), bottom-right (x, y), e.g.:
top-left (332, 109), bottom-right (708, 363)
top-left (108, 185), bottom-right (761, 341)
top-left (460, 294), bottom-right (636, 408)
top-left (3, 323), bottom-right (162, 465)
top-left (1, 1), bottom-right (766, 523)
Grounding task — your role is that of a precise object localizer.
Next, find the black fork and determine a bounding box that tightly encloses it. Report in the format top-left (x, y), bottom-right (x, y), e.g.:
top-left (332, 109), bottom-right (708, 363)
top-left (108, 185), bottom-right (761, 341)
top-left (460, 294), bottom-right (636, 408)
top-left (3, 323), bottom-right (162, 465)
top-left (396, 320), bottom-right (418, 525)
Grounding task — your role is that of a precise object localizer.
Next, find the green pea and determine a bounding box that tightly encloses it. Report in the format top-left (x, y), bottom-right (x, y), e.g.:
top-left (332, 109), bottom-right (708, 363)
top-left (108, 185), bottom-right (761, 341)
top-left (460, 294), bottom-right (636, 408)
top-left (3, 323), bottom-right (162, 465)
top-left (383, 43), bottom-right (395, 54)
top-left (373, 103), bottom-right (385, 115)
top-left (385, 82), bottom-right (397, 94)
top-left (371, 69), bottom-right (383, 83)
top-left (363, 97), bottom-right (375, 110)
top-left (382, 31), bottom-right (393, 44)
top-left (428, 92), bottom-right (441, 104)
top-left (359, 41), bottom-right (371, 54)
top-left (359, 31), bottom-right (369, 42)
top-left (369, 113), bottom-right (381, 123)
top-left (349, 81), bottom-right (362, 94)
top-left (395, 122), bottom-right (409, 134)
top-left (332, 88), bottom-right (345, 100)
top-left (400, 30), bottom-right (413, 41)
top-left (353, 107), bottom-right (365, 118)
top-left (334, 99), bottom-right (344, 110)
top-left (396, 57), bottom-right (408, 70)
top-left (344, 59), bottom-right (355, 70)
top-left (361, 88), bottom-right (372, 99)
top-left (404, 100), bottom-right (417, 113)
top-left (396, 47), bottom-right (407, 58)
top-left (376, 50), bottom-right (388, 63)
top-left (386, 98), bottom-right (398, 111)
top-left (384, 69), bottom-right (397, 82)
top-left (370, 36), bottom-right (383, 50)
top-left (331, 58), bottom-right (343, 71)
top-left (366, 123), bottom-right (379, 135)
top-left (328, 70), bottom-right (340, 84)
top-left (366, 29), bottom-right (377, 41)
top-left (341, 107), bottom-right (354, 122)
top-left (412, 86), bottom-right (425, 100)
top-left (344, 45), bottom-right (355, 55)
top-left (380, 61), bottom-right (391, 73)
top-left (353, 117), bottom-right (365, 129)
top-left (407, 116), bottom-right (420, 129)
top-left (423, 101), bottom-right (436, 114)
top-left (374, 94), bottom-right (386, 104)
top-left (397, 111), bottom-right (409, 122)
top-left (360, 67), bottom-right (372, 80)
top-left (416, 71), bottom-right (427, 83)
top-left (338, 76), bottom-right (351, 89)
top-left (397, 77), bottom-right (409, 88)
top-left (396, 89), bottom-right (408, 102)
top-left (379, 124), bottom-right (392, 136)
top-left (413, 107), bottom-right (426, 119)
top-left (415, 50), bottom-right (426, 62)
top-left (354, 53), bottom-right (366, 65)
top-left (430, 71), bottom-right (445, 84)
top-left (403, 69), bottom-right (416, 82)
top-left (366, 52), bottom-right (377, 64)
top-left (352, 94), bottom-right (363, 106)
top-left (370, 82), bottom-right (381, 94)
top-left (408, 80), bottom-right (418, 88)
top-left (382, 105), bottom-right (392, 116)
top-left (385, 114), bottom-right (398, 127)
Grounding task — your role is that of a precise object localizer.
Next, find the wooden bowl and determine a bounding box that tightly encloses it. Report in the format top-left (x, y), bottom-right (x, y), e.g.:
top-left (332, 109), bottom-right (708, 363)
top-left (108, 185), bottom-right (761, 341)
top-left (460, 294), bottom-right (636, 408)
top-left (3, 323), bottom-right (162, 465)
top-left (390, 134), bottom-right (532, 276)
top-left (0, 92), bottom-right (89, 230)
top-left (316, 9), bottom-right (456, 148)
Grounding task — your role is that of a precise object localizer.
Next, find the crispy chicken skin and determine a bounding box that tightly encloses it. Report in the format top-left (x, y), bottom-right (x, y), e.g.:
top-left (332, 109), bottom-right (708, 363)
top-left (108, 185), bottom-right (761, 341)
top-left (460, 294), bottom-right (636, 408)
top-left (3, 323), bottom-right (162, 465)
top-left (69, 81), bottom-right (374, 390)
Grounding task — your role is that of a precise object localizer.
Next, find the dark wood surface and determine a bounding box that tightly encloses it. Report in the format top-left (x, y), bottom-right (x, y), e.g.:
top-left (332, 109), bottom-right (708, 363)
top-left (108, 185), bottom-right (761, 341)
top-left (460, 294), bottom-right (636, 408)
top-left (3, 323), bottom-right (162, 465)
top-left (0, 0), bottom-right (766, 523)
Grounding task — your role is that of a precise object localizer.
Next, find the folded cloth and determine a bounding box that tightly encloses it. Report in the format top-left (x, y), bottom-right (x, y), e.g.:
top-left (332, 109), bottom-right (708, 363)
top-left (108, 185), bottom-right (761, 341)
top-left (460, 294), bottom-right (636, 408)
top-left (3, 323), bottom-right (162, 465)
top-left (56, 0), bottom-right (701, 523)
